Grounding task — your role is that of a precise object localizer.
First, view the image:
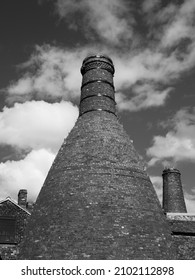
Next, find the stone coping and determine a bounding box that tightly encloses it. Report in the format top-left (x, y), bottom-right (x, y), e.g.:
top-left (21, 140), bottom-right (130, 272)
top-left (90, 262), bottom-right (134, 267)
top-left (166, 213), bottom-right (195, 221)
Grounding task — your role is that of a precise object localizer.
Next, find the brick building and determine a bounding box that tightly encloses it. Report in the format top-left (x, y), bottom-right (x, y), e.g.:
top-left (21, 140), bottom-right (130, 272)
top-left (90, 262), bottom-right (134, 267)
top-left (5, 55), bottom-right (195, 259)
top-left (0, 190), bottom-right (31, 259)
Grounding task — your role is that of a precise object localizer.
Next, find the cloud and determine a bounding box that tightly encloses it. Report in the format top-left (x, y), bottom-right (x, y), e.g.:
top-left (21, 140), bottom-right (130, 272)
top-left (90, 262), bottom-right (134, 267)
top-left (114, 0), bottom-right (195, 111)
top-left (6, 45), bottom-right (88, 104)
top-left (185, 191), bottom-right (195, 213)
top-left (4, 0), bottom-right (195, 112)
top-left (142, 0), bottom-right (161, 13)
top-left (116, 85), bottom-right (172, 111)
top-left (53, 0), bottom-right (134, 45)
top-left (0, 100), bottom-right (78, 152)
top-left (3, 44), bottom-right (179, 112)
top-left (147, 107), bottom-right (195, 166)
top-left (0, 149), bottom-right (55, 202)
top-left (0, 98), bottom-right (78, 203)
top-left (185, 198), bottom-right (195, 213)
top-left (159, 0), bottom-right (195, 48)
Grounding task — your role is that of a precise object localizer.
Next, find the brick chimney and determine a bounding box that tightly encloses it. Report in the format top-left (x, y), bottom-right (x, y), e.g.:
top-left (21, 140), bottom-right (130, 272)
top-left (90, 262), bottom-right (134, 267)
top-left (18, 189), bottom-right (27, 209)
top-left (79, 55), bottom-right (116, 116)
top-left (19, 55), bottom-right (175, 260)
top-left (162, 168), bottom-right (187, 213)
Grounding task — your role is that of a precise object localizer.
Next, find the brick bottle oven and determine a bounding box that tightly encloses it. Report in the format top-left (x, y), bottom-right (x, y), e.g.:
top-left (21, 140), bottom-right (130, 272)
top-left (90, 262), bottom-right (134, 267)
top-left (18, 55), bottom-right (175, 259)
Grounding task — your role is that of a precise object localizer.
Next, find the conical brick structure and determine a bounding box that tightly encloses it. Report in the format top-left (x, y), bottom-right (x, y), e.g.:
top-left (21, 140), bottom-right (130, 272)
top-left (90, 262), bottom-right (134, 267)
top-left (162, 168), bottom-right (187, 213)
top-left (19, 55), bottom-right (175, 259)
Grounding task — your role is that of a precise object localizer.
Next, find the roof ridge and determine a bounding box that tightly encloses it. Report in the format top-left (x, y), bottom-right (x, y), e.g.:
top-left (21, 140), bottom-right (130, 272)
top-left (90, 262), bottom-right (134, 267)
top-left (0, 197), bottom-right (31, 215)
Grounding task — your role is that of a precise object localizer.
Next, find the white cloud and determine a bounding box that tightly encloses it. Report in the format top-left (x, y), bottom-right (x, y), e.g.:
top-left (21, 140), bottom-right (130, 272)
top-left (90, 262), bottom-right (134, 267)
top-left (116, 85), bottom-right (171, 111)
top-left (147, 107), bottom-right (195, 165)
top-left (8, 77), bottom-right (33, 96)
top-left (185, 198), bottom-right (195, 213)
top-left (0, 100), bottom-right (78, 152)
top-left (115, 0), bottom-right (195, 111)
top-left (159, 0), bottom-right (195, 48)
top-left (0, 97), bottom-right (78, 203)
top-left (54, 0), bottom-right (134, 45)
top-left (6, 45), bottom-right (89, 103)
top-left (4, 0), bottom-right (195, 112)
top-left (0, 149), bottom-right (55, 202)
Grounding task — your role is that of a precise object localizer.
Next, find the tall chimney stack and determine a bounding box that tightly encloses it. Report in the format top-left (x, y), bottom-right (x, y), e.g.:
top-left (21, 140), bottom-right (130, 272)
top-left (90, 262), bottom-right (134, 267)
top-left (18, 189), bottom-right (27, 209)
top-left (19, 55), bottom-right (175, 260)
top-left (162, 168), bottom-right (187, 213)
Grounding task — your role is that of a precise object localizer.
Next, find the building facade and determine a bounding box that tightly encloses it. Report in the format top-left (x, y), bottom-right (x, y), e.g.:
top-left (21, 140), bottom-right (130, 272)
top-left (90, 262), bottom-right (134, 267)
top-left (0, 190), bottom-right (31, 259)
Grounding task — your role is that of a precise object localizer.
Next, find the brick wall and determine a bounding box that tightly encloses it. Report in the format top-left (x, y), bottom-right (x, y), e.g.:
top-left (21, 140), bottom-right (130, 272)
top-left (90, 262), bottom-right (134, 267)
top-left (0, 199), bottom-right (30, 259)
top-left (167, 213), bottom-right (195, 259)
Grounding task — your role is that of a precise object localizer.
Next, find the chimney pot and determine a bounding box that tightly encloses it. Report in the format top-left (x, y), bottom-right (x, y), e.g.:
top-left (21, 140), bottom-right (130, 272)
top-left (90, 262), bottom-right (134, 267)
top-left (18, 189), bottom-right (27, 209)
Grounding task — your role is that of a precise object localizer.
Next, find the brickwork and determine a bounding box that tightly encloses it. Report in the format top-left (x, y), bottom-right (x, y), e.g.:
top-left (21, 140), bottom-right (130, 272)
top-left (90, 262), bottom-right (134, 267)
top-left (79, 56), bottom-right (116, 116)
top-left (19, 55), bottom-right (175, 260)
top-left (81, 82), bottom-right (114, 100)
top-left (0, 245), bottom-right (18, 260)
top-left (167, 214), bottom-right (195, 259)
top-left (172, 236), bottom-right (195, 259)
top-left (162, 168), bottom-right (187, 213)
top-left (79, 96), bottom-right (116, 116)
top-left (18, 189), bottom-right (27, 208)
top-left (0, 199), bottom-right (30, 259)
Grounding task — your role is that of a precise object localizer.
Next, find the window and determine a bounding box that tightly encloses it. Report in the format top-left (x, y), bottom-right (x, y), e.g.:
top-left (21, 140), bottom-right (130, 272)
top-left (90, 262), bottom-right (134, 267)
top-left (0, 217), bottom-right (16, 244)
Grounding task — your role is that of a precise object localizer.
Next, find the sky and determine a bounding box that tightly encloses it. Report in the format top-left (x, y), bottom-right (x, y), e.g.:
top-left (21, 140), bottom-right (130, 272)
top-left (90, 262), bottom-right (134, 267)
top-left (0, 0), bottom-right (195, 212)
